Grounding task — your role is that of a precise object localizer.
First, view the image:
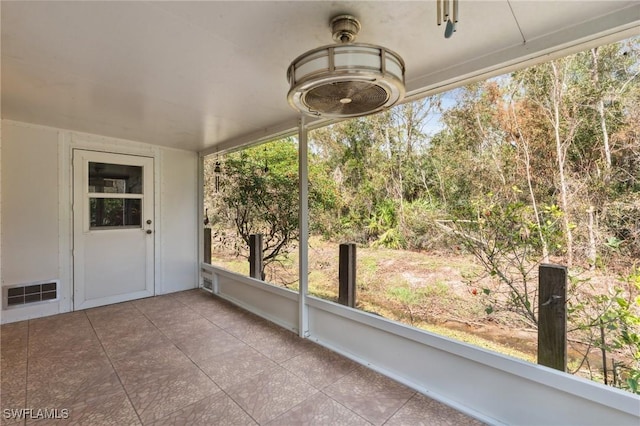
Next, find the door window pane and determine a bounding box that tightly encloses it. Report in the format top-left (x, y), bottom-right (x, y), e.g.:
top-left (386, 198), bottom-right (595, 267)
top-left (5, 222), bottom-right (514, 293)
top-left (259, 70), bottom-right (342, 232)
top-left (90, 198), bottom-right (142, 228)
top-left (89, 162), bottom-right (143, 194)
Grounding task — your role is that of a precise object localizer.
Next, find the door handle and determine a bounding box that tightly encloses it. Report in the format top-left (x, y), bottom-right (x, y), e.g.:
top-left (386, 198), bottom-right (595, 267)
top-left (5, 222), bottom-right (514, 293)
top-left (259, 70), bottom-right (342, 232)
top-left (146, 229), bottom-right (152, 234)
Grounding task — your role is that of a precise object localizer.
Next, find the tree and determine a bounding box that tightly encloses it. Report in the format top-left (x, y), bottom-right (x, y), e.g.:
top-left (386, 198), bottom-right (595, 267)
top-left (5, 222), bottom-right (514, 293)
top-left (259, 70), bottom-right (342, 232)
top-left (205, 138), bottom-right (337, 282)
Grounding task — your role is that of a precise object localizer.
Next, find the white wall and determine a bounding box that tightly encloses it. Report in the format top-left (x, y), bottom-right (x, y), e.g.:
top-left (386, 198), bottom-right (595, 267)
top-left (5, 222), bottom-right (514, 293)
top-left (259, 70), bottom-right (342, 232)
top-left (202, 263), bottom-right (299, 332)
top-left (159, 148), bottom-right (198, 294)
top-left (0, 122), bottom-right (62, 321)
top-left (1, 124), bottom-right (59, 284)
top-left (0, 120), bottom-right (198, 323)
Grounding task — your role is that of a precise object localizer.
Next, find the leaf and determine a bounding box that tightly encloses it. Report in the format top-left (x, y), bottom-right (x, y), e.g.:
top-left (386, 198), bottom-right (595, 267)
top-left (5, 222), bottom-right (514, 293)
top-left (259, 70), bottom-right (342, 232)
top-left (616, 297), bottom-right (629, 308)
top-left (605, 237), bottom-right (622, 249)
top-left (483, 288), bottom-right (491, 295)
top-left (485, 306), bottom-right (494, 315)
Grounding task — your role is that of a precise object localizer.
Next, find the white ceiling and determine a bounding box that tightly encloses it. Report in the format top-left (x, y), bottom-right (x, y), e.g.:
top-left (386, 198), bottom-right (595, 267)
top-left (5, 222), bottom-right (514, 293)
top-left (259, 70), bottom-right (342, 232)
top-left (2, 1), bottom-right (639, 153)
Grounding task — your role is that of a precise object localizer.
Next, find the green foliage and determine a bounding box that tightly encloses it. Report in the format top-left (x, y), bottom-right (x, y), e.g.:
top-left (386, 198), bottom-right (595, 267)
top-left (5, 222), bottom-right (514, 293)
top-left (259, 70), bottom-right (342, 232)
top-left (608, 269), bottom-right (640, 393)
top-left (205, 138), bottom-right (337, 279)
top-left (569, 267), bottom-right (640, 392)
top-left (372, 228), bottom-right (405, 250)
top-left (450, 190), bottom-right (555, 327)
top-left (388, 286), bottom-right (423, 305)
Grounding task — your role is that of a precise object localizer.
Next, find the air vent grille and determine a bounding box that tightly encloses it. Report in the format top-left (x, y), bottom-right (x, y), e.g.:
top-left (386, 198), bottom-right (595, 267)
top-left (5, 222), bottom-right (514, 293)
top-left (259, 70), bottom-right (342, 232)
top-left (201, 268), bottom-right (213, 291)
top-left (4, 281), bottom-right (59, 309)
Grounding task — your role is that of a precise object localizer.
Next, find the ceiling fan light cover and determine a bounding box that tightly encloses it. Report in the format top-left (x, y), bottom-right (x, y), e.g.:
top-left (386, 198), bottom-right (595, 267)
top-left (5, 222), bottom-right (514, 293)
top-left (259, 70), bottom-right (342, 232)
top-left (287, 43), bottom-right (405, 118)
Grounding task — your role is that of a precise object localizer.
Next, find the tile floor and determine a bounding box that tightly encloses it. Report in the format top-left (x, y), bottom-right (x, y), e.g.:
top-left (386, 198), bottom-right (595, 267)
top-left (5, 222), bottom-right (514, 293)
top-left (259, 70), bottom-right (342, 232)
top-left (1, 289), bottom-right (484, 425)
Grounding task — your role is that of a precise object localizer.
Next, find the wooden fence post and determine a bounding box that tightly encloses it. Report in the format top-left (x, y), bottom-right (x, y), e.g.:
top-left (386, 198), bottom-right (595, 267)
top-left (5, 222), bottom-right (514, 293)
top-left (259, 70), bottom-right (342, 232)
top-left (538, 263), bottom-right (567, 371)
top-left (203, 228), bottom-right (212, 264)
top-left (249, 234), bottom-right (263, 280)
top-left (339, 243), bottom-right (356, 308)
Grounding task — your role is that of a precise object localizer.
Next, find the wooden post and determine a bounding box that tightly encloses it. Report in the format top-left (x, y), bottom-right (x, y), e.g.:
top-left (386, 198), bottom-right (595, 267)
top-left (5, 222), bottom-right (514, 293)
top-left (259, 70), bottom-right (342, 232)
top-left (249, 234), bottom-right (263, 280)
top-left (338, 243), bottom-right (356, 308)
top-left (538, 263), bottom-right (567, 371)
top-left (203, 228), bottom-right (211, 264)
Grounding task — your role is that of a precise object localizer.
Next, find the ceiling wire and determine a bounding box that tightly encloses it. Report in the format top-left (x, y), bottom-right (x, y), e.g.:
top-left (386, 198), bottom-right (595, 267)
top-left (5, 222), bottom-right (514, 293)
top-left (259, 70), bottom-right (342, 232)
top-left (507, 0), bottom-right (527, 45)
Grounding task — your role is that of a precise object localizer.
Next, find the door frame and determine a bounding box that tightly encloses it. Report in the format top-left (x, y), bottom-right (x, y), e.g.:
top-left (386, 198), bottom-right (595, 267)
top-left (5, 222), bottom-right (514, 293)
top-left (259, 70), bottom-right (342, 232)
top-left (61, 133), bottom-right (161, 312)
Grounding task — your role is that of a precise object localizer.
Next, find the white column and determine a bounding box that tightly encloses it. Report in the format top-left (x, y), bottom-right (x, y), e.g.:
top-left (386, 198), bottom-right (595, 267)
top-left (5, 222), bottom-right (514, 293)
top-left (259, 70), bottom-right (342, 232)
top-left (298, 116), bottom-right (309, 337)
top-left (197, 154), bottom-right (205, 288)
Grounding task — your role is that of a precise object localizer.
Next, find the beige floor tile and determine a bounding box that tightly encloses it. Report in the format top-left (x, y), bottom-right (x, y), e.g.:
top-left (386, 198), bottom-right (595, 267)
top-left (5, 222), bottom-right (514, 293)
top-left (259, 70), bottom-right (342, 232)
top-left (324, 366), bottom-right (416, 426)
top-left (225, 366), bottom-right (318, 424)
top-left (248, 328), bottom-right (313, 363)
top-left (111, 344), bottom-right (194, 388)
top-left (60, 389), bottom-right (140, 426)
top-left (86, 302), bottom-right (146, 329)
top-left (144, 305), bottom-right (203, 329)
top-left (197, 344), bottom-right (278, 389)
top-left (27, 352), bottom-right (115, 408)
top-left (224, 315), bottom-right (279, 342)
top-left (266, 392), bottom-right (371, 426)
top-left (0, 290), bottom-right (482, 426)
top-left (151, 392), bottom-right (256, 426)
top-left (133, 296), bottom-right (183, 317)
top-left (0, 382), bottom-right (26, 412)
top-left (1, 351), bottom-right (27, 390)
top-left (385, 393), bottom-right (485, 426)
top-left (28, 335), bottom-right (103, 361)
top-left (124, 366), bottom-right (220, 424)
top-left (96, 321), bottom-right (170, 361)
top-left (168, 289), bottom-right (214, 307)
top-left (1, 414), bottom-right (25, 425)
top-left (155, 316), bottom-right (219, 343)
top-left (174, 328), bottom-right (246, 364)
top-left (28, 312), bottom-right (88, 336)
top-left (1, 336), bottom-right (28, 413)
top-left (28, 314), bottom-right (101, 360)
top-left (198, 304), bottom-right (256, 330)
top-left (281, 343), bottom-right (358, 389)
top-left (25, 374), bottom-right (139, 426)
top-left (1, 321), bottom-right (29, 348)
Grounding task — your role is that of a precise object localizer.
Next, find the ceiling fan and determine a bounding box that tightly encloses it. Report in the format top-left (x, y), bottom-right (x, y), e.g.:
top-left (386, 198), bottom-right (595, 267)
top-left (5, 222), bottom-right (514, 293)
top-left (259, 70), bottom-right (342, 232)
top-left (287, 14), bottom-right (406, 119)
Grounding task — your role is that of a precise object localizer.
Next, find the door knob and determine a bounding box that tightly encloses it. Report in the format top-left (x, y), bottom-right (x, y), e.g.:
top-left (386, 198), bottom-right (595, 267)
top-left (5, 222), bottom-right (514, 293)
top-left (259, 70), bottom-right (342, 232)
top-left (146, 229), bottom-right (152, 234)
top-left (146, 219), bottom-right (152, 225)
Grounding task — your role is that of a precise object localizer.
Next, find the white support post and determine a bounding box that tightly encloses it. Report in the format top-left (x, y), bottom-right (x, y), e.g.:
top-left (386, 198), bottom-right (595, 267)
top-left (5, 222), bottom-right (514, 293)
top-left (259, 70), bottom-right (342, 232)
top-left (298, 116), bottom-right (310, 337)
top-left (197, 154), bottom-right (205, 288)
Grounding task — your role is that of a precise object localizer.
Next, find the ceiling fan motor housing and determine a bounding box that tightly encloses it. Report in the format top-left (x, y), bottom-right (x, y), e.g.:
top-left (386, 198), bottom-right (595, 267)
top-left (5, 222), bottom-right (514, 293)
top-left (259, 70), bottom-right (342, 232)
top-left (287, 16), bottom-right (405, 118)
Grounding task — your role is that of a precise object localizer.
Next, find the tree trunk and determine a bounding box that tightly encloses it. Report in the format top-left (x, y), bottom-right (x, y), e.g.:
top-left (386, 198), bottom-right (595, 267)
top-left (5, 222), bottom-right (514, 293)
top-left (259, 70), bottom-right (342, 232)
top-left (511, 102), bottom-right (549, 262)
top-left (591, 48), bottom-right (612, 172)
top-left (551, 62), bottom-right (574, 267)
top-left (525, 139), bottom-right (549, 262)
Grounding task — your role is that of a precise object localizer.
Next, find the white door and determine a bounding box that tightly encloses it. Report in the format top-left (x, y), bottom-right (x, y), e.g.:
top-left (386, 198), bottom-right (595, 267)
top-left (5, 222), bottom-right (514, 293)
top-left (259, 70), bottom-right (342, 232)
top-left (73, 150), bottom-right (155, 310)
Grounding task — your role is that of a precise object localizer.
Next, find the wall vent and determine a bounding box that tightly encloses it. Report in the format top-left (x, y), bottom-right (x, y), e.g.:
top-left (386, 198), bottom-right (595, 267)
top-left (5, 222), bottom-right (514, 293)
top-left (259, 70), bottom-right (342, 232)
top-left (201, 268), bottom-right (213, 290)
top-left (3, 280), bottom-right (59, 309)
